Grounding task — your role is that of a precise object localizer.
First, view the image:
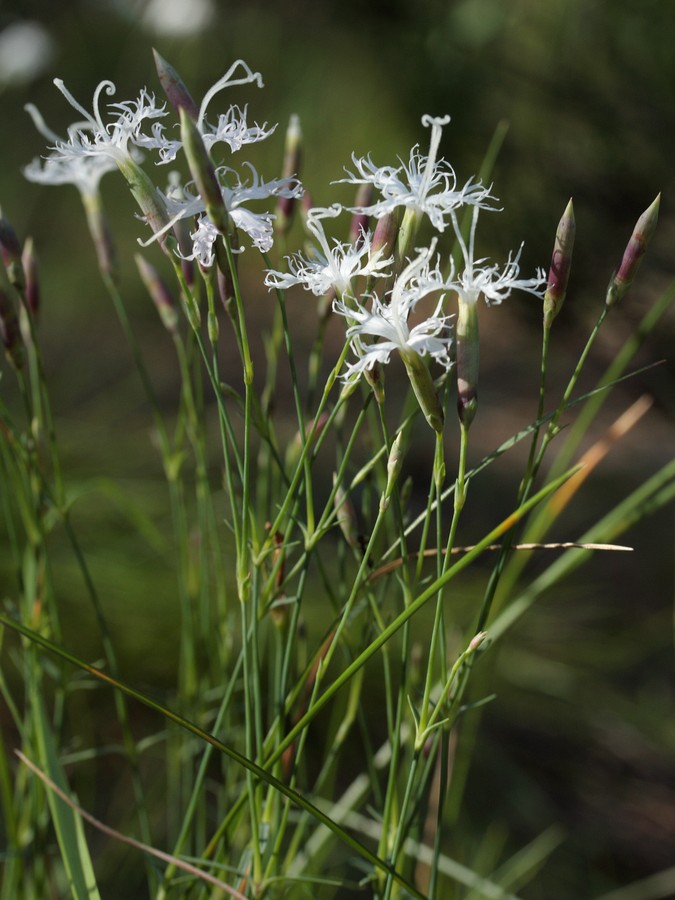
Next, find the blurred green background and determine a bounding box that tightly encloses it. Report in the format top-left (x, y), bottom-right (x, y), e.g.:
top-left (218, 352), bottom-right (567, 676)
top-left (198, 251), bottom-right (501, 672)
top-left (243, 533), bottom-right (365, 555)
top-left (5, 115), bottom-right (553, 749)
top-left (1, 1), bottom-right (674, 897)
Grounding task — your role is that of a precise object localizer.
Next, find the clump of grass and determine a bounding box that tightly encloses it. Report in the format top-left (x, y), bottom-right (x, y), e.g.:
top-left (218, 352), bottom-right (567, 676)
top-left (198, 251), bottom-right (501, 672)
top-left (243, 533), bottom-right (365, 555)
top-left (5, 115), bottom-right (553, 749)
top-left (0, 51), bottom-right (672, 899)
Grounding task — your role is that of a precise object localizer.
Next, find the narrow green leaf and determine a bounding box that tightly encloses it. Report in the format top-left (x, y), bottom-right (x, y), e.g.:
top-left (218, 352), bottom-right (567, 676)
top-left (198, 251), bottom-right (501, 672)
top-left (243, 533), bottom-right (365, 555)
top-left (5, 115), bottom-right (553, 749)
top-left (0, 615), bottom-right (423, 900)
top-left (32, 697), bottom-right (101, 900)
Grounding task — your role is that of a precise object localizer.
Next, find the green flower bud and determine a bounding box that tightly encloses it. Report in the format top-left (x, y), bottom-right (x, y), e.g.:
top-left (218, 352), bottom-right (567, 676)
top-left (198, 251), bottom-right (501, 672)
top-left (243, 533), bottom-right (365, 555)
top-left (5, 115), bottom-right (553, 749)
top-left (455, 299), bottom-right (479, 428)
top-left (400, 348), bottom-right (444, 433)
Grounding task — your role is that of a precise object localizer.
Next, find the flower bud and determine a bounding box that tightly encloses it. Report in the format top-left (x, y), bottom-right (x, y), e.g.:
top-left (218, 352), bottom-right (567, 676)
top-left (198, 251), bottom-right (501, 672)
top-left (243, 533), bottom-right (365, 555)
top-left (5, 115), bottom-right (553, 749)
top-left (153, 49), bottom-right (199, 120)
top-left (135, 254), bottom-right (178, 333)
top-left (606, 194), bottom-right (660, 308)
top-left (367, 209), bottom-right (400, 296)
top-left (180, 108), bottom-right (228, 234)
top-left (381, 428), bottom-right (407, 510)
top-left (21, 237), bottom-right (40, 318)
top-left (349, 183), bottom-right (374, 246)
top-left (276, 114), bottom-right (302, 236)
top-left (370, 210), bottom-right (400, 263)
top-left (268, 528), bottom-right (289, 627)
top-left (0, 214), bottom-right (25, 291)
top-left (0, 288), bottom-right (23, 369)
top-left (333, 474), bottom-right (360, 549)
top-left (285, 411), bottom-right (329, 469)
top-left (543, 198), bottom-right (575, 329)
top-left (400, 348), bottom-right (444, 433)
top-left (455, 299), bottom-right (479, 428)
top-left (364, 358), bottom-right (385, 405)
top-left (469, 631), bottom-right (487, 652)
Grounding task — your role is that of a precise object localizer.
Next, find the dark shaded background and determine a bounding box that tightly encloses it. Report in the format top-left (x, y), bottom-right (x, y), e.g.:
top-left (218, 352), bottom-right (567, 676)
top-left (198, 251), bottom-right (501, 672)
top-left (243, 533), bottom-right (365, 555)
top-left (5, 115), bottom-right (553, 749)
top-left (1, 1), bottom-right (674, 897)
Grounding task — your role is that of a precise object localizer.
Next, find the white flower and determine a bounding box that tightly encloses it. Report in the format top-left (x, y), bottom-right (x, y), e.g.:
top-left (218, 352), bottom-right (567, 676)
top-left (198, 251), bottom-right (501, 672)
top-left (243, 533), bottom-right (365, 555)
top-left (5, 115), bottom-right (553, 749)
top-left (338, 115), bottom-right (496, 232)
top-left (139, 103), bottom-right (275, 165)
top-left (264, 205), bottom-right (392, 298)
top-left (138, 61), bottom-right (272, 165)
top-left (450, 208), bottom-right (546, 306)
top-left (141, 164), bottom-right (302, 261)
top-left (203, 103), bottom-right (276, 155)
top-left (41, 78), bottom-right (167, 170)
top-left (333, 242), bottom-right (454, 380)
top-left (24, 101), bottom-right (118, 198)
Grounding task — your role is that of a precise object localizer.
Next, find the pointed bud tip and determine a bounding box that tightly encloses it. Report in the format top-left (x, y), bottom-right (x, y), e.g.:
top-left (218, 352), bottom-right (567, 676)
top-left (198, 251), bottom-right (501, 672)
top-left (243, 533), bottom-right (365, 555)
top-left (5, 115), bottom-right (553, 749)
top-left (154, 49), bottom-right (199, 120)
top-left (606, 193), bottom-right (661, 307)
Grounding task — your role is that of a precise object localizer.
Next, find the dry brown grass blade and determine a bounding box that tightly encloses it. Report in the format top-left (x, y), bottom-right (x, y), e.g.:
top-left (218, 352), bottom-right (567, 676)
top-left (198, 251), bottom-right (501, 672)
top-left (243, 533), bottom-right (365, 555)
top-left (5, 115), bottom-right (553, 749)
top-left (546, 393), bottom-right (654, 515)
top-left (367, 541), bottom-right (632, 583)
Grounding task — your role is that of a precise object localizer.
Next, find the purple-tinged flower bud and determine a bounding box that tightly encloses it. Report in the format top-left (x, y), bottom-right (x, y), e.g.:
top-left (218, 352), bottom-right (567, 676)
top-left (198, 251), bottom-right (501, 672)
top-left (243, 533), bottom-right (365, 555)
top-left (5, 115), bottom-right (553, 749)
top-left (370, 210), bottom-right (400, 262)
top-left (0, 288), bottom-right (23, 369)
top-left (606, 194), bottom-right (660, 308)
top-left (363, 358), bottom-right (385, 405)
top-left (153, 49), bottom-right (199, 120)
top-left (276, 114), bottom-right (302, 237)
top-left (367, 209), bottom-right (400, 296)
top-left (349, 183), bottom-right (374, 247)
top-left (543, 198), bottom-right (575, 330)
top-left (0, 214), bottom-right (25, 291)
top-left (455, 300), bottom-right (479, 428)
top-left (135, 254), bottom-right (178, 333)
top-left (469, 631), bottom-right (487, 652)
top-left (180, 108), bottom-right (228, 234)
top-left (21, 237), bottom-right (40, 318)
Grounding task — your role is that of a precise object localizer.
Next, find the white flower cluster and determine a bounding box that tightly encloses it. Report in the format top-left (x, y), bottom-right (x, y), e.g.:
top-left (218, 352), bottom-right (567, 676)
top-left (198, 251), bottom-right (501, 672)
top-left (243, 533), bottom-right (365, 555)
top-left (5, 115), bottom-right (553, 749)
top-left (265, 114), bottom-right (546, 382)
top-left (23, 60), bottom-right (302, 259)
top-left (23, 58), bottom-right (545, 395)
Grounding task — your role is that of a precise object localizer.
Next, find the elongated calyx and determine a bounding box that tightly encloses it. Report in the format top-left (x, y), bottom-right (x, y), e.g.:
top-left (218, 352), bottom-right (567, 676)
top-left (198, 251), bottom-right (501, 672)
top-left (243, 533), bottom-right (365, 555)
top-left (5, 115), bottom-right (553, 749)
top-left (0, 214), bottom-right (25, 291)
top-left (543, 198), bottom-right (575, 329)
top-left (135, 254), bottom-right (178, 333)
top-left (606, 194), bottom-right (660, 308)
top-left (0, 288), bottom-right (23, 369)
top-left (180, 107), bottom-right (228, 234)
top-left (22, 237), bottom-right (40, 317)
top-left (400, 348), bottom-right (445, 433)
top-left (276, 114), bottom-right (302, 235)
top-left (455, 299), bottom-right (479, 428)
